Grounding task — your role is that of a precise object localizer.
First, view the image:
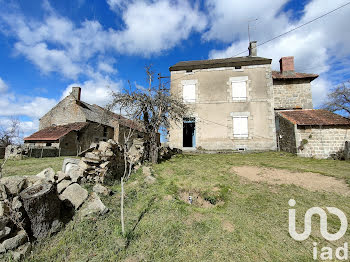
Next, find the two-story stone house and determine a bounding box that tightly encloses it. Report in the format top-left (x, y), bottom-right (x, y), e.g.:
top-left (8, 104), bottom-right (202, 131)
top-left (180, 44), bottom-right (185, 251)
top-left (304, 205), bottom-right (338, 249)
top-left (168, 42), bottom-right (277, 151)
top-left (168, 42), bottom-right (350, 157)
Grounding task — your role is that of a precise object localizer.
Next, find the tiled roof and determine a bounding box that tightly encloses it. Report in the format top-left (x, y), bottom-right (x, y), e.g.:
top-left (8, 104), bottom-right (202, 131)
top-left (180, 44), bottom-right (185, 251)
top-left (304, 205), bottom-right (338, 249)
top-left (84, 103), bottom-right (144, 132)
top-left (169, 56), bottom-right (272, 71)
top-left (24, 122), bottom-right (88, 141)
top-left (272, 71), bottom-right (318, 80)
top-left (278, 110), bottom-right (350, 126)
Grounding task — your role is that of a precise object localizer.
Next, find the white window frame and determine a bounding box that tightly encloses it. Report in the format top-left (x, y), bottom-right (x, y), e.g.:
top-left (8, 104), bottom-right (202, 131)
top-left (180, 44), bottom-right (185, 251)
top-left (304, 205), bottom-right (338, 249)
top-left (183, 84), bottom-right (196, 103)
top-left (231, 76), bottom-right (248, 101)
top-left (233, 116), bottom-right (249, 138)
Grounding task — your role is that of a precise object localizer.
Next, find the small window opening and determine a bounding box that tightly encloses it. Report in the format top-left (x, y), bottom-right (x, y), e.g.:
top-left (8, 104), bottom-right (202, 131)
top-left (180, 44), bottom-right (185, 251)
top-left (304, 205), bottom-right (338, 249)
top-left (235, 66), bottom-right (242, 69)
top-left (186, 69), bottom-right (193, 73)
top-left (46, 143), bottom-right (52, 147)
top-left (103, 127), bottom-right (108, 137)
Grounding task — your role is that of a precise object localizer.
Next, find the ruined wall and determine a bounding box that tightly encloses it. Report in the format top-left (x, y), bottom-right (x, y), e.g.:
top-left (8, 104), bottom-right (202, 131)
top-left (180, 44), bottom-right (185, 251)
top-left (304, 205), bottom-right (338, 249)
top-left (276, 114), bottom-right (297, 153)
top-left (60, 132), bottom-right (79, 156)
top-left (78, 123), bottom-right (114, 151)
top-left (296, 126), bottom-right (350, 159)
top-left (169, 64), bottom-right (276, 151)
top-left (118, 125), bottom-right (145, 146)
top-left (273, 79), bottom-right (313, 109)
top-left (39, 94), bottom-right (86, 130)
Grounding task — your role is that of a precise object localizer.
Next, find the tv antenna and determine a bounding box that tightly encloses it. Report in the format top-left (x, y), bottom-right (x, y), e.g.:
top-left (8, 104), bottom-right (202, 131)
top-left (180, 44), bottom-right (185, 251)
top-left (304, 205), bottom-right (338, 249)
top-left (248, 19), bottom-right (258, 43)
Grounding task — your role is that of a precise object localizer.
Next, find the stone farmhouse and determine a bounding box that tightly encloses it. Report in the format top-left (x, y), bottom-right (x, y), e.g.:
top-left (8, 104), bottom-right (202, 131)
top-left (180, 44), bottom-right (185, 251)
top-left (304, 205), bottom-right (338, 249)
top-left (168, 41), bottom-right (350, 158)
top-left (24, 87), bottom-right (144, 156)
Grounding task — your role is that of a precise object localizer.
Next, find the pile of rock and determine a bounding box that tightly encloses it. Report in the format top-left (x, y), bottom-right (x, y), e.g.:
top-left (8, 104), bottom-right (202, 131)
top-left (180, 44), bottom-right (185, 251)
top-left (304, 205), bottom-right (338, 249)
top-left (0, 161), bottom-right (109, 260)
top-left (4, 145), bottom-right (29, 160)
top-left (78, 139), bottom-right (146, 184)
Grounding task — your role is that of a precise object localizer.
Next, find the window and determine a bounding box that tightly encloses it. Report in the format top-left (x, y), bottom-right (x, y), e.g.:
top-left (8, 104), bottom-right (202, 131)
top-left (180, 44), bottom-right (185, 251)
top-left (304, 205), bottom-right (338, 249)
top-left (231, 77), bottom-right (247, 101)
top-left (183, 84), bottom-right (195, 103)
top-left (233, 116), bottom-right (248, 138)
top-left (103, 126), bottom-right (108, 137)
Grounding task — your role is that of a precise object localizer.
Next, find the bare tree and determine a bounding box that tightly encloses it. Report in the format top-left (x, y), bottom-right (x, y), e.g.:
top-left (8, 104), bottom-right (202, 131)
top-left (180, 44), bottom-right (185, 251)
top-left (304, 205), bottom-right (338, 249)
top-left (0, 118), bottom-right (21, 147)
top-left (322, 81), bottom-right (350, 118)
top-left (107, 66), bottom-right (188, 163)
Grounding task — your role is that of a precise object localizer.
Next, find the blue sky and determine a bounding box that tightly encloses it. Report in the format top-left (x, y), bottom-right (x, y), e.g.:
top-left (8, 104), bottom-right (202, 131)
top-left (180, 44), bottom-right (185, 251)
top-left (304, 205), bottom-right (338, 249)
top-left (0, 0), bottom-right (349, 138)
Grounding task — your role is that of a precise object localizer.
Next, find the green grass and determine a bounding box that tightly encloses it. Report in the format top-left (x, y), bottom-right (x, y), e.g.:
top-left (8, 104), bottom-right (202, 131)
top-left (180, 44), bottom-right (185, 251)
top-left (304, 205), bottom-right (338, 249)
top-left (2, 157), bottom-right (76, 177)
top-left (2, 153), bottom-right (350, 261)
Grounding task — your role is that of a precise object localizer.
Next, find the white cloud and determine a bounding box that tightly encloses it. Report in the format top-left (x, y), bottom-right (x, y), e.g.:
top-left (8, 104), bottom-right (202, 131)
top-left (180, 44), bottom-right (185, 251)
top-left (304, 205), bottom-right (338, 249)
top-left (109, 0), bottom-right (207, 55)
top-left (207, 0), bottom-right (350, 106)
top-left (0, 77), bottom-right (8, 93)
top-left (61, 75), bottom-right (122, 106)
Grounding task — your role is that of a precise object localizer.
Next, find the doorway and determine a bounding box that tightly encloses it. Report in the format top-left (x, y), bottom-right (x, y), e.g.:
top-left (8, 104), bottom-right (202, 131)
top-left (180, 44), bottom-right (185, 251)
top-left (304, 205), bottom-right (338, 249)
top-left (183, 117), bottom-right (196, 147)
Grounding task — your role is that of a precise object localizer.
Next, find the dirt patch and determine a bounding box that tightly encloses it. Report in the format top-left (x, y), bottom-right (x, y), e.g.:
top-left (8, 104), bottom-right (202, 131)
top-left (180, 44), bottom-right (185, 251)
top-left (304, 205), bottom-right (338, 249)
top-left (179, 190), bottom-right (224, 208)
top-left (222, 221), bottom-right (234, 232)
top-left (231, 166), bottom-right (350, 196)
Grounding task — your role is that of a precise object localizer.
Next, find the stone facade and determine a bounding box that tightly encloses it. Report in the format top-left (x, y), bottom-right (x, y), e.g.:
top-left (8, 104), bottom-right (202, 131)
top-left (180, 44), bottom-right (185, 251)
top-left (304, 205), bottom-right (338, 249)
top-left (273, 79), bottom-right (313, 110)
top-left (169, 63), bottom-right (277, 151)
top-left (39, 95), bottom-right (86, 130)
top-left (276, 115), bottom-right (297, 154)
top-left (296, 126), bottom-right (350, 159)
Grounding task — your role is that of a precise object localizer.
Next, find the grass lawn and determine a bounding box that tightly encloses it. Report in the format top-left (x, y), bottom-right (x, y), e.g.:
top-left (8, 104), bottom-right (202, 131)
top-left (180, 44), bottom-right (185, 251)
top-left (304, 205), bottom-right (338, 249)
top-left (2, 152), bottom-right (350, 261)
top-left (2, 156), bottom-right (77, 177)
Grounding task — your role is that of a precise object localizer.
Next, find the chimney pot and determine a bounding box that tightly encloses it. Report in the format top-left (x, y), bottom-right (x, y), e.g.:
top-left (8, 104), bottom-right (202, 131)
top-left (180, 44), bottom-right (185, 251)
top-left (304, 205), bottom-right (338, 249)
top-left (248, 41), bottom-right (257, 56)
top-left (72, 86), bottom-right (81, 101)
top-left (279, 56), bottom-right (294, 74)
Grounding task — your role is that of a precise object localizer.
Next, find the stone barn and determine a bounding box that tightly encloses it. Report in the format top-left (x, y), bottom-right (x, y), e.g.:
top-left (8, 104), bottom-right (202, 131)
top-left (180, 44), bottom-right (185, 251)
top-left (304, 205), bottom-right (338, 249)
top-left (276, 109), bottom-right (350, 159)
top-left (24, 122), bottom-right (114, 156)
top-left (24, 86), bottom-right (145, 156)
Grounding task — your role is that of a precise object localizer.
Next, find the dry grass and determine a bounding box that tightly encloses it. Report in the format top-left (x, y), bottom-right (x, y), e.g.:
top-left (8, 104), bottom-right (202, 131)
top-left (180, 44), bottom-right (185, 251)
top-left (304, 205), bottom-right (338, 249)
top-left (1, 152), bottom-right (349, 261)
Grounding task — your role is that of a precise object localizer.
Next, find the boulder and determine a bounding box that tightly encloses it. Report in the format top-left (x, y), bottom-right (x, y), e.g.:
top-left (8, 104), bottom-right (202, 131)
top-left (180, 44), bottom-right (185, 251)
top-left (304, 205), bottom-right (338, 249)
top-left (93, 184), bottom-right (111, 196)
top-left (25, 175), bottom-right (45, 188)
top-left (67, 167), bottom-right (83, 183)
top-left (11, 196), bottom-right (22, 210)
top-left (0, 227), bottom-right (10, 240)
top-left (57, 180), bottom-right (73, 194)
top-left (84, 152), bottom-right (101, 161)
top-left (56, 171), bottom-right (69, 183)
top-left (20, 183), bottom-right (61, 240)
top-left (0, 176), bottom-right (26, 195)
top-left (98, 141), bottom-right (112, 153)
top-left (0, 217), bottom-right (9, 231)
top-left (2, 230), bottom-right (27, 251)
top-left (80, 193), bottom-right (109, 218)
top-left (59, 183), bottom-right (88, 210)
top-left (0, 201), bottom-right (9, 217)
top-left (0, 184), bottom-right (7, 201)
top-left (11, 242), bottom-right (31, 261)
top-left (78, 161), bottom-right (94, 171)
top-left (36, 168), bottom-right (55, 183)
top-left (62, 158), bottom-right (80, 173)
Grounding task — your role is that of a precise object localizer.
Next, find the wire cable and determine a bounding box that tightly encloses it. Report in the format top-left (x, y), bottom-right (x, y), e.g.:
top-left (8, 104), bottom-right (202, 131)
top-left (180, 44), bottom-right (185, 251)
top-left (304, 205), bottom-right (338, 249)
top-left (231, 1), bottom-right (350, 57)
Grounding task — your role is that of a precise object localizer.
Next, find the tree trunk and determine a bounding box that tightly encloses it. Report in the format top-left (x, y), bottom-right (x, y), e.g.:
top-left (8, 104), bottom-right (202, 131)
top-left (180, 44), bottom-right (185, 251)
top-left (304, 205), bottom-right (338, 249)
top-left (20, 182), bottom-right (61, 240)
top-left (149, 132), bottom-right (159, 164)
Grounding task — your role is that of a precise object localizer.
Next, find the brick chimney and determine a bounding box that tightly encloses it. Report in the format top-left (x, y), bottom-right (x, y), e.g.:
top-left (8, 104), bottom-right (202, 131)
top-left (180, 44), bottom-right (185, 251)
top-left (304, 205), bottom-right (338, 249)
top-left (279, 56), bottom-right (294, 74)
top-left (248, 41), bottom-right (257, 56)
top-left (72, 86), bottom-right (81, 101)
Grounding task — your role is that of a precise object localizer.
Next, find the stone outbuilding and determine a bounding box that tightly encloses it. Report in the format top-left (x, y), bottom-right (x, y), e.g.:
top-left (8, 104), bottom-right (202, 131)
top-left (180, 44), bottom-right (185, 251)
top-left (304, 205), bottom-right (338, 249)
top-left (276, 109), bottom-right (350, 159)
top-left (24, 87), bottom-right (145, 156)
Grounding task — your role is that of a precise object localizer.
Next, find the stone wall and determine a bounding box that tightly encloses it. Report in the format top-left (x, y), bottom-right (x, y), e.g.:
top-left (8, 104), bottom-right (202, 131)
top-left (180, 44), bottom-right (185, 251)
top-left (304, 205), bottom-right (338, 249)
top-left (169, 64), bottom-right (276, 151)
top-left (39, 94), bottom-right (86, 130)
top-left (273, 79), bottom-right (313, 109)
top-left (276, 114), bottom-right (297, 153)
top-left (296, 126), bottom-right (350, 159)
top-left (77, 123), bottom-right (114, 152)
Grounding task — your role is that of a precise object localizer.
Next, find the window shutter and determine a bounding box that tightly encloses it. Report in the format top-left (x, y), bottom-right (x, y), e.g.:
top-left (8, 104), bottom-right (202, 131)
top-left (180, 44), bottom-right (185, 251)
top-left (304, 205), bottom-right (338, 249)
top-left (233, 117), bottom-right (248, 138)
top-left (183, 84), bottom-right (195, 103)
top-left (232, 81), bottom-right (247, 100)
